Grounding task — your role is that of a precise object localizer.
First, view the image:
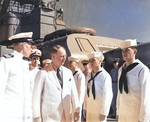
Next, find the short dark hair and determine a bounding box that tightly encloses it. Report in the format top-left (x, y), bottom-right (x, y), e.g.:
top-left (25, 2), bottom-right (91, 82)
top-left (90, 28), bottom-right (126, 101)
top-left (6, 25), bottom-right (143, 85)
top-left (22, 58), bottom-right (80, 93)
top-left (130, 46), bottom-right (137, 49)
top-left (50, 45), bottom-right (66, 57)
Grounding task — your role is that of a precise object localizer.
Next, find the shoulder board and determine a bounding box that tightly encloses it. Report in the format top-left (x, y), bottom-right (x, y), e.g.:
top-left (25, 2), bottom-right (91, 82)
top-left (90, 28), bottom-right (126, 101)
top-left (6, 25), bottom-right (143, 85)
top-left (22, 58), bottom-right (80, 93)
top-left (3, 53), bottom-right (14, 58)
top-left (23, 56), bottom-right (30, 61)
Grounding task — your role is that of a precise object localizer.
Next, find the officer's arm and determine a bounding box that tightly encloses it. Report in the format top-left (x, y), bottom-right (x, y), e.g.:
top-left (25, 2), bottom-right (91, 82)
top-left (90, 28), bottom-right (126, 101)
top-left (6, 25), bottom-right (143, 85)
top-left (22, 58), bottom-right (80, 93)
top-left (0, 58), bottom-right (9, 98)
top-left (32, 70), bottom-right (46, 120)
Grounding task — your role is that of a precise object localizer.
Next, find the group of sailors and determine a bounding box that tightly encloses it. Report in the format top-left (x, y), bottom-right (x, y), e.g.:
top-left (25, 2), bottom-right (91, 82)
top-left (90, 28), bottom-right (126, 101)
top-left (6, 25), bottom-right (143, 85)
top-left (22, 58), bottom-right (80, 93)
top-left (0, 32), bottom-right (150, 122)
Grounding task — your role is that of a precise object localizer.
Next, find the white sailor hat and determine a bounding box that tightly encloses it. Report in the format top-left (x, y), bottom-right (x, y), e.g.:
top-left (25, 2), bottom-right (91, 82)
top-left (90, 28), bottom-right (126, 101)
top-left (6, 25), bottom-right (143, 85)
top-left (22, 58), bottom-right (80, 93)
top-left (120, 39), bottom-right (137, 49)
top-left (87, 52), bottom-right (102, 59)
top-left (68, 56), bottom-right (80, 62)
top-left (30, 49), bottom-right (42, 58)
top-left (0, 32), bottom-right (34, 46)
top-left (42, 59), bottom-right (52, 64)
top-left (87, 52), bottom-right (104, 61)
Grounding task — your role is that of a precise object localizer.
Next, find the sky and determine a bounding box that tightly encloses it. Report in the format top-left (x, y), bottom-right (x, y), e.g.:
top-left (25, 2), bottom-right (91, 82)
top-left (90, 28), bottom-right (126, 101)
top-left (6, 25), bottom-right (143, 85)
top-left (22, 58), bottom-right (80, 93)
top-left (58, 0), bottom-right (150, 43)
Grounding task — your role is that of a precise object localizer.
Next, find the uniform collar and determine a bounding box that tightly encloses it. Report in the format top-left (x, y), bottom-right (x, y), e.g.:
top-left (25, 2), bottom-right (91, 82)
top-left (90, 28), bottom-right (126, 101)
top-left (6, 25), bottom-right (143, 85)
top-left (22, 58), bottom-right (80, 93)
top-left (123, 59), bottom-right (140, 69)
top-left (13, 50), bottom-right (24, 60)
top-left (76, 68), bottom-right (81, 72)
top-left (92, 67), bottom-right (103, 75)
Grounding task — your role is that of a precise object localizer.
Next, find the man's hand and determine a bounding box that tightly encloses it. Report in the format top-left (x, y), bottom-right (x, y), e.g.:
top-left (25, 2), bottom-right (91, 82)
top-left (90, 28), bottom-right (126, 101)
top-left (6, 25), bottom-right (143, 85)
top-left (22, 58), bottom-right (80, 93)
top-left (74, 112), bottom-right (79, 122)
top-left (42, 63), bottom-right (53, 72)
top-left (83, 109), bottom-right (86, 118)
top-left (47, 63), bottom-right (54, 71)
top-left (33, 117), bottom-right (41, 122)
top-left (99, 114), bottom-right (106, 121)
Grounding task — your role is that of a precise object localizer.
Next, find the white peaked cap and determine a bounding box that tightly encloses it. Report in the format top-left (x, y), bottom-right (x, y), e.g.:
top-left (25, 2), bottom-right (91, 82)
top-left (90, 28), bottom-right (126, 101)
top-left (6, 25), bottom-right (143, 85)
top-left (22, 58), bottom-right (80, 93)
top-left (9, 32), bottom-right (33, 40)
top-left (42, 59), bottom-right (52, 64)
top-left (87, 52), bottom-right (102, 59)
top-left (68, 56), bottom-right (80, 62)
top-left (30, 49), bottom-right (42, 58)
top-left (120, 39), bottom-right (137, 49)
top-left (32, 49), bottom-right (42, 55)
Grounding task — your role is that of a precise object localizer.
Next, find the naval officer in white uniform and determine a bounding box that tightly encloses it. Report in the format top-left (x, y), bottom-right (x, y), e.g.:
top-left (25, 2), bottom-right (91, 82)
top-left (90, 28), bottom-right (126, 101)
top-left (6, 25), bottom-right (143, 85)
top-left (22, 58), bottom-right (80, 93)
top-left (117, 39), bottom-right (150, 122)
top-left (86, 52), bottom-right (113, 122)
top-left (68, 56), bottom-right (85, 122)
top-left (0, 32), bottom-right (34, 122)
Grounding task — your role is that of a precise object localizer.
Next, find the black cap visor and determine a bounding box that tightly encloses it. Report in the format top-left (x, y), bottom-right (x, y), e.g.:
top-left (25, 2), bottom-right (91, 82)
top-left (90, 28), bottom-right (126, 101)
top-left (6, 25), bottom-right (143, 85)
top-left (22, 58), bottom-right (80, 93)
top-left (0, 38), bottom-right (35, 46)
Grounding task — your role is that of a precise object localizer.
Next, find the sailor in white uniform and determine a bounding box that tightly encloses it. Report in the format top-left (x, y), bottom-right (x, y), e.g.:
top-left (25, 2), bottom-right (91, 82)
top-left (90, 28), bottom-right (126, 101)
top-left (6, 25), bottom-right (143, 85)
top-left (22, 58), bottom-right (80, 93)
top-left (117, 39), bottom-right (150, 122)
top-left (68, 56), bottom-right (85, 122)
top-left (86, 52), bottom-right (113, 122)
top-left (29, 49), bottom-right (42, 92)
top-left (0, 32), bottom-right (34, 122)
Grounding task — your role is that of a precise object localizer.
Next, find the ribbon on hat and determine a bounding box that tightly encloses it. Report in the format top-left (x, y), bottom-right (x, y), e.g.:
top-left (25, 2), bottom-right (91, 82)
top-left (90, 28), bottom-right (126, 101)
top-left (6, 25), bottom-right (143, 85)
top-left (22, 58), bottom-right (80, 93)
top-left (10, 38), bottom-right (34, 43)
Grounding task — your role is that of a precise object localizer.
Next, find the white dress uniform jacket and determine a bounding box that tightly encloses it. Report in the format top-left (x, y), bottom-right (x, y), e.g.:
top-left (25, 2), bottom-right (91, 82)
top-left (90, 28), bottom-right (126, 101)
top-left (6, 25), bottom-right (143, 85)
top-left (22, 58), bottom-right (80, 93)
top-left (0, 51), bottom-right (32, 122)
top-left (117, 59), bottom-right (150, 122)
top-left (29, 67), bottom-right (39, 92)
top-left (86, 67), bottom-right (113, 121)
top-left (72, 68), bottom-right (85, 120)
top-left (32, 66), bottom-right (79, 122)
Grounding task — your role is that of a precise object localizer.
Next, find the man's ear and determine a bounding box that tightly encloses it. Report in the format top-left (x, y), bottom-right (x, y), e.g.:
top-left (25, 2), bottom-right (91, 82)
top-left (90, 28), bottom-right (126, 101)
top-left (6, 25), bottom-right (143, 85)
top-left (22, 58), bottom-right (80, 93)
top-left (52, 54), bottom-right (55, 59)
top-left (99, 60), bottom-right (102, 64)
top-left (99, 58), bottom-right (102, 64)
top-left (22, 42), bottom-right (26, 48)
top-left (134, 48), bottom-right (137, 54)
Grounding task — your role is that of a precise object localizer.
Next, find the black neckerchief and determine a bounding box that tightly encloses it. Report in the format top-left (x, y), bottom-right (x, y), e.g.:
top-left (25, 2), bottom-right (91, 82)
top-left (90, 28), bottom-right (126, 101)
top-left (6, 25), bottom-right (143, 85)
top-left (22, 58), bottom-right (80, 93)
top-left (119, 62), bottom-right (139, 94)
top-left (73, 71), bottom-right (78, 76)
top-left (87, 70), bottom-right (102, 100)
